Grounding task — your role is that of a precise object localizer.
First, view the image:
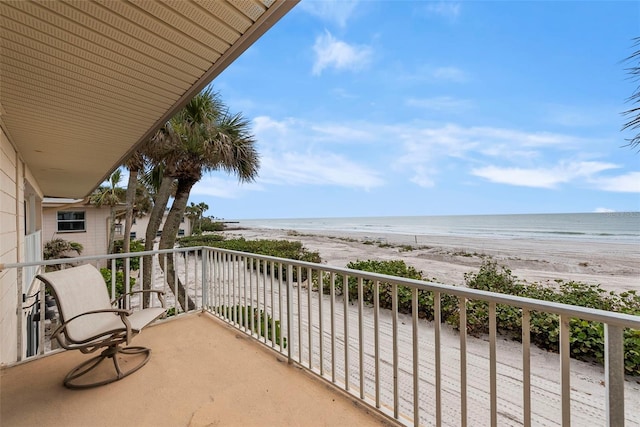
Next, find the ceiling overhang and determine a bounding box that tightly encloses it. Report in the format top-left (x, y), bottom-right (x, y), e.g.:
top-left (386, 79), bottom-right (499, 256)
top-left (0, 0), bottom-right (297, 198)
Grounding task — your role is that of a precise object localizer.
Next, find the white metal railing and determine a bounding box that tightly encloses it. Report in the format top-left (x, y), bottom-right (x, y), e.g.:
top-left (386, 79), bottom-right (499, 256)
top-left (3, 246), bottom-right (639, 426)
top-left (23, 230), bottom-right (42, 293)
top-left (4, 247), bottom-right (203, 362)
top-left (198, 247), bottom-right (640, 427)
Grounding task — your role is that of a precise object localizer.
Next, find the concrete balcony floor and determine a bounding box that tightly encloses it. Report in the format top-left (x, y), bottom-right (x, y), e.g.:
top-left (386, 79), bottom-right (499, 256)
top-left (1, 313), bottom-right (393, 427)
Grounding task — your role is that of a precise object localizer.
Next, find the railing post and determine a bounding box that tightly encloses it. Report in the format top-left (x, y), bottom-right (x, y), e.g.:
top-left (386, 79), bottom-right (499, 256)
top-left (125, 257), bottom-right (131, 309)
top-left (489, 302), bottom-right (497, 427)
top-left (16, 267), bottom-right (23, 362)
top-left (201, 248), bottom-right (208, 311)
top-left (605, 324), bottom-right (625, 426)
top-left (38, 282), bottom-right (46, 355)
top-left (459, 296), bottom-right (467, 427)
top-left (434, 291), bottom-right (442, 427)
top-left (287, 264), bottom-right (293, 364)
top-left (412, 287), bottom-right (419, 427)
top-left (522, 309), bottom-right (531, 427)
top-left (559, 315), bottom-right (571, 427)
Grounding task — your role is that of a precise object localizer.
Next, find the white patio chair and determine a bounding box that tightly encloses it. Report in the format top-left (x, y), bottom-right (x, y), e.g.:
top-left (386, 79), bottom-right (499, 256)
top-left (36, 263), bottom-right (166, 389)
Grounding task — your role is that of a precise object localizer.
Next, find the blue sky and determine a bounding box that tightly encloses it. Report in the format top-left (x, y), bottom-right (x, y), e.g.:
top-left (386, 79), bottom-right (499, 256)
top-left (189, 0), bottom-right (640, 219)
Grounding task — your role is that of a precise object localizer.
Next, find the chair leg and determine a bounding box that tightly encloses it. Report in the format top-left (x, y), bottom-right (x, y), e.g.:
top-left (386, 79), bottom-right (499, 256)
top-left (64, 346), bottom-right (151, 389)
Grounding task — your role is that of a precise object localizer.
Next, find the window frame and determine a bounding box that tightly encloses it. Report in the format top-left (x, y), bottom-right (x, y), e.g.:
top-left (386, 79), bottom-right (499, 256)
top-left (56, 210), bottom-right (86, 233)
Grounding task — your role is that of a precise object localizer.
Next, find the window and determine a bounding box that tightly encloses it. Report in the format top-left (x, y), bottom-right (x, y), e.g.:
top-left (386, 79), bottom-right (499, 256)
top-left (57, 211), bottom-right (85, 232)
top-left (178, 229), bottom-right (185, 236)
top-left (130, 232), bottom-right (136, 239)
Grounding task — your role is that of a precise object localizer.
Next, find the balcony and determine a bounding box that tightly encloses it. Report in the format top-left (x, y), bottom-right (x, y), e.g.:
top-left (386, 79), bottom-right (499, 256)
top-left (1, 312), bottom-right (388, 426)
top-left (2, 247), bottom-right (639, 426)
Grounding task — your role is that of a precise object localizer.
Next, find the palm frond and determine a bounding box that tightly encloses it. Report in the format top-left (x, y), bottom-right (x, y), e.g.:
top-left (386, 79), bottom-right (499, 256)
top-left (622, 37), bottom-right (640, 149)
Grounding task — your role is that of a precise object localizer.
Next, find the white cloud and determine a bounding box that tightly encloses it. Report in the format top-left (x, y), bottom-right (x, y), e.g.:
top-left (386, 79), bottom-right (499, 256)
top-left (471, 161), bottom-right (619, 189)
top-left (409, 166), bottom-right (436, 188)
top-left (406, 96), bottom-right (472, 112)
top-left (191, 176), bottom-right (263, 199)
top-left (542, 104), bottom-right (612, 127)
top-left (312, 31), bottom-right (372, 75)
top-left (248, 115), bottom-right (384, 189)
top-left (395, 64), bottom-right (469, 84)
top-left (309, 123), bottom-right (374, 142)
top-left (250, 115), bottom-right (626, 194)
top-left (591, 171), bottom-right (640, 193)
top-left (253, 115), bottom-right (292, 136)
top-left (425, 2), bottom-right (461, 20)
top-left (594, 207), bottom-right (616, 213)
top-left (299, 0), bottom-right (359, 27)
top-left (432, 66), bottom-right (468, 82)
top-left (474, 127), bottom-right (583, 148)
top-left (330, 88), bottom-right (357, 99)
top-left (253, 115), bottom-right (375, 149)
top-left (260, 152), bottom-right (383, 190)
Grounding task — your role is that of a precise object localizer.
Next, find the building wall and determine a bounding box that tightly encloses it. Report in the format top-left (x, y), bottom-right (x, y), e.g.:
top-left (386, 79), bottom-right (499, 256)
top-left (42, 205), bottom-right (111, 259)
top-left (42, 206), bottom-right (191, 257)
top-left (0, 126), bottom-right (32, 364)
top-left (129, 211), bottom-right (191, 241)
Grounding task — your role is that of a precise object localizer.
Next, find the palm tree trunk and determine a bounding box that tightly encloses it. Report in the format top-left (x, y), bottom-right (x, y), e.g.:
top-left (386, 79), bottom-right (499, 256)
top-left (159, 177), bottom-right (196, 311)
top-left (123, 166), bottom-right (139, 254)
top-left (142, 175), bottom-right (173, 308)
top-left (108, 206), bottom-right (116, 254)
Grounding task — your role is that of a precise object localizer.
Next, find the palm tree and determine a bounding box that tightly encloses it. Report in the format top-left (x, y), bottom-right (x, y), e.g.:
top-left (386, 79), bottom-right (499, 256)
top-left (90, 169), bottom-right (126, 254)
top-left (185, 201), bottom-right (209, 235)
top-left (122, 152), bottom-right (145, 253)
top-left (140, 164), bottom-right (176, 308)
top-left (623, 37), bottom-right (640, 149)
top-left (43, 238), bottom-right (83, 270)
top-left (196, 202), bottom-right (210, 233)
top-left (185, 203), bottom-right (200, 235)
top-left (148, 88), bottom-right (259, 311)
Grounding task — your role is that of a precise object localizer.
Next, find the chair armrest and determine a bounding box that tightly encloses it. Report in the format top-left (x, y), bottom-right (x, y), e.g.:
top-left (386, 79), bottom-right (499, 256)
top-left (52, 308), bottom-right (134, 349)
top-left (113, 290), bottom-right (166, 308)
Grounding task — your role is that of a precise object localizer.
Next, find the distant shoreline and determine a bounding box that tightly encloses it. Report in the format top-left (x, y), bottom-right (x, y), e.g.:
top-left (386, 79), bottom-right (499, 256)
top-left (231, 212), bottom-right (640, 245)
top-left (222, 226), bottom-right (640, 293)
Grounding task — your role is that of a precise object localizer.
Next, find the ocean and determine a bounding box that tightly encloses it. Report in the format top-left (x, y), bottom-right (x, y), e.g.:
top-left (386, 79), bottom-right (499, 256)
top-left (236, 212), bottom-right (640, 243)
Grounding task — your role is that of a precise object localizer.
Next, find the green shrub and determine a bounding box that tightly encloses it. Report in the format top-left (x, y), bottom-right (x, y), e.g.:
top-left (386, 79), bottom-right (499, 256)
top-left (177, 234), bottom-right (225, 247)
top-left (323, 259), bottom-right (458, 321)
top-left (200, 218), bottom-right (225, 232)
top-left (183, 237), bottom-right (321, 281)
top-left (43, 238), bottom-right (83, 270)
top-left (43, 238), bottom-right (83, 260)
top-left (464, 261), bottom-right (640, 375)
top-left (218, 305), bottom-right (286, 348)
top-left (113, 239), bottom-right (144, 270)
top-left (322, 258), bottom-right (639, 376)
top-left (100, 268), bottom-right (135, 299)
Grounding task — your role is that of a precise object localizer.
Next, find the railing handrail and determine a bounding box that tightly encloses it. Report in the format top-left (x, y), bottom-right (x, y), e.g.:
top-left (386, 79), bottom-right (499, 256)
top-left (0, 246), bottom-right (197, 270)
top-left (190, 246), bottom-right (640, 328)
top-left (3, 245), bottom-right (639, 328)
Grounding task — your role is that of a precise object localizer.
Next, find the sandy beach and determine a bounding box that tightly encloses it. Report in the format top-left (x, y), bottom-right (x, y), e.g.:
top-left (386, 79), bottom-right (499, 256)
top-left (222, 226), bottom-right (640, 293)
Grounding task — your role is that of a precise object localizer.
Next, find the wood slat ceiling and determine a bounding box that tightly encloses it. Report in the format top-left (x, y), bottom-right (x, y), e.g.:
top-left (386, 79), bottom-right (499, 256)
top-left (0, 0), bottom-right (296, 198)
